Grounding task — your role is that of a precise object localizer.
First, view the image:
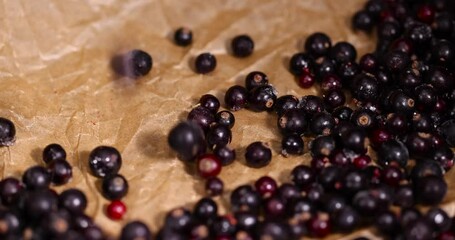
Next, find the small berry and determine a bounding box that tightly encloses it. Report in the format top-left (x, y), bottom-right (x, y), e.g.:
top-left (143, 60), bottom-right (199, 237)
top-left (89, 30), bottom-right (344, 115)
top-left (174, 27), bottom-right (193, 47)
top-left (224, 85), bottom-right (248, 111)
top-left (298, 69), bottom-right (316, 88)
top-left (247, 85), bottom-right (277, 112)
top-left (59, 188), bottom-right (87, 214)
top-left (48, 159), bottom-right (73, 185)
top-left (0, 117), bottom-right (15, 146)
top-left (22, 165), bottom-right (51, 190)
top-left (0, 177), bottom-right (23, 206)
top-left (120, 221), bottom-right (153, 240)
top-left (102, 174), bottom-right (129, 200)
top-left (231, 35), bottom-right (254, 58)
top-left (187, 106), bottom-right (215, 133)
top-left (305, 32), bottom-right (332, 58)
top-left (121, 50), bottom-right (153, 78)
top-left (206, 124), bottom-right (232, 149)
top-left (43, 143), bottom-right (67, 164)
top-left (254, 176), bottom-right (277, 197)
top-left (195, 53), bottom-right (216, 74)
top-left (215, 110), bottom-right (235, 129)
top-left (168, 121), bottom-right (206, 162)
top-left (205, 177), bottom-right (223, 196)
top-left (245, 71), bottom-right (268, 91)
top-left (88, 146), bottom-right (122, 178)
top-left (198, 94), bottom-right (220, 114)
top-left (193, 197), bottom-right (218, 223)
top-left (289, 53), bottom-right (314, 76)
top-left (244, 142), bottom-right (272, 168)
top-left (213, 145), bottom-right (236, 166)
top-left (281, 134), bottom-right (304, 157)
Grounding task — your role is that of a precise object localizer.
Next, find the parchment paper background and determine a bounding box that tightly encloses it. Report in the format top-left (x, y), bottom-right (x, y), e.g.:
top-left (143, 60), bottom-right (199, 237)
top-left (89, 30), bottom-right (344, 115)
top-left (1, 0), bottom-right (454, 239)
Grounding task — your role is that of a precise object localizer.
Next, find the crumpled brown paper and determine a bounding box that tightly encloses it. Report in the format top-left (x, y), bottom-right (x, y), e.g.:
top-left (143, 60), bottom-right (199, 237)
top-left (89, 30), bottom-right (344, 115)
top-left (1, 0), bottom-right (454, 239)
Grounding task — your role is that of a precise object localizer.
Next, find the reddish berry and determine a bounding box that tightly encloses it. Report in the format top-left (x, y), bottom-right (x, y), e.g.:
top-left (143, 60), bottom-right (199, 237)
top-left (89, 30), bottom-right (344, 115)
top-left (353, 155), bottom-right (371, 169)
top-left (417, 4), bottom-right (435, 24)
top-left (254, 176), bottom-right (277, 197)
top-left (298, 69), bottom-right (315, 88)
top-left (196, 154), bottom-right (222, 178)
top-left (107, 200), bottom-right (127, 220)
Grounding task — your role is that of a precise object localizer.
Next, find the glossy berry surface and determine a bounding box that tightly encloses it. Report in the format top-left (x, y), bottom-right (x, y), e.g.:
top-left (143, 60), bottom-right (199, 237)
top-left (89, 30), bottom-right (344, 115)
top-left (199, 94), bottom-right (220, 114)
top-left (305, 32), bottom-right (332, 57)
top-left (174, 27), bottom-right (193, 47)
top-left (25, 189), bottom-right (58, 221)
top-left (195, 53), bottom-right (217, 74)
top-left (224, 85), bottom-right (248, 111)
top-left (247, 85), bottom-right (277, 112)
top-left (0, 177), bottom-right (22, 206)
top-left (289, 52), bottom-right (314, 76)
top-left (102, 174), bottom-right (129, 200)
top-left (206, 124), bottom-right (232, 149)
top-left (42, 143), bottom-right (66, 164)
top-left (254, 176), bottom-right (277, 197)
top-left (0, 117), bottom-right (15, 146)
top-left (22, 165), bottom-right (51, 190)
top-left (213, 145), bottom-right (236, 166)
top-left (231, 35), bottom-right (254, 57)
top-left (88, 146), bottom-right (122, 178)
top-left (215, 110), bottom-right (235, 129)
top-left (59, 188), bottom-right (87, 214)
top-left (205, 177), bottom-right (224, 196)
top-left (193, 197), bottom-right (218, 223)
top-left (48, 159), bottom-right (73, 185)
top-left (106, 200), bottom-right (127, 220)
top-left (281, 134), bottom-right (304, 157)
top-left (120, 221), bottom-right (153, 240)
top-left (167, 121), bottom-right (206, 162)
top-left (187, 106), bottom-right (215, 133)
top-left (244, 142), bottom-right (272, 168)
top-left (245, 71), bottom-right (268, 91)
top-left (196, 154), bottom-right (222, 178)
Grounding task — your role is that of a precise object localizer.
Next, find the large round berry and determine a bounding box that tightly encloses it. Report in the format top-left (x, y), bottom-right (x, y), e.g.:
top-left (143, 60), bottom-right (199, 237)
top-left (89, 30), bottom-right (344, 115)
top-left (167, 121), bottom-right (206, 162)
top-left (245, 142), bottom-right (272, 168)
top-left (102, 174), bottom-right (129, 200)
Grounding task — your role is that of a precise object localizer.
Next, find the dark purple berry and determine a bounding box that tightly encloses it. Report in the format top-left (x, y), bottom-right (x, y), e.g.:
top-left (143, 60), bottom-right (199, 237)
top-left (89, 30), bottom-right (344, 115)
top-left (307, 213), bottom-right (331, 238)
top-left (215, 110), bottom-right (235, 129)
top-left (120, 221), bottom-right (153, 240)
top-left (196, 154), bottom-right (222, 179)
top-left (48, 159), bottom-right (72, 185)
top-left (277, 108), bottom-right (307, 135)
top-left (377, 21), bottom-right (401, 41)
top-left (199, 94), bottom-right (220, 114)
top-left (359, 53), bottom-right (378, 73)
top-left (247, 85), bottom-right (277, 112)
top-left (25, 189), bottom-right (58, 221)
top-left (337, 61), bottom-right (360, 82)
top-left (315, 57), bottom-right (337, 78)
top-left (231, 185), bottom-right (261, 214)
top-left (256, 221), bottom-right (292, 240)
top-left (425, 208), bottom-right (451, 234)
top-left (289, 53), bottom-right (314, 76)
top-left (187, 106), bottom-right (215, 133)
top-left (0, 177), bottom-right (22, 206)
top-left (393, 184), bottom-right (414, 208)
top-left (245, 71), bottom-right (268, 91)
top-left (0, 117), bottom-right (15, 146)
top-left (193, 197), bottom-right (218, 223)
top-left (231, 35), bottom-right (254, 58)
top-left (195, 53), bottom-right (216, 74)
top-left (330, 42), bottom-right (357, 64)
top-left (438, 120), bottom-right (455, 147)
top-left (235, 212), bottom-right (258, 231)
top-left (205, 177), bottom-right (223, 196)
top-left (323, 89), bottom-right (346, 110)
top-left (340, 127), bottom-right (367, 154)
top-left (352, 10), bottom-right (374, 32)
top-left (351, 73), bottom-right (379, 103)
top-left (168, 121), bottom-right (206, 162)
top-left (332, 207), bottom-right (360, 233)
top-left (377, 139), bottom-right (409, 167)
top-left (274, 95), bottom-right (299, 116)
top-left (384, 50), bottom-right (410, 73)
top-left (309, 112), bottom-right (336, 136)
top-left (263, 196), bottom-right (286, 219)
top-left (254, 176), bottom-right (277, 197)
top-left (244, 142), bottom-right (272, 168)
top-left (305, 32), bottom-right (332, 58)
top-left (385, 113), bottom-right (409, 135)
top-left (321, 74), bottom-right (342, 93)
top-left (88, 146), bottom-right (122, 178)
top-left (206, 124), bottom-right (231, 149)
top-left (414, 175), bottom-right (447, 205)
top-left (407, 23), bottom-right (433, 47)
top-left (59, 188), bottom-right (87, 214)
top-left (350, 108), bottom-right (377, 130)
top-left (404, 218), bottom-right (433, 240)
top-left (298, 70), bottom-right (316, 88)
top-left (224, 85), bottom-right (248, 111)
top-left (0, 210), bottom-right (22, 237)
top-left (299, 95), bottom-right (325, 116)
top-left (174, 27), bottom-right (192, 47)
top-left (102, 174), bottom-right (129, 200)
top-left (375, 211), bottom-right (400, 236)
top-left (332, 106), bottom-right (353, 122)
top-left (213, 145), bottom-right (236, 166)
top-left (164, 207), bottom-right (194, 234)
top-left (43, 143), bottom-right (66, 164)
top-left (117, 49), bottom-right (153, 78)
top-left (281, 134), bottom-right (304, 157)
top-left (22, 165), bottom-right (51, 190)
top-left (291, 165), bottom-right (315, 190)
top-left (310, 135), bottom-right (336, 157)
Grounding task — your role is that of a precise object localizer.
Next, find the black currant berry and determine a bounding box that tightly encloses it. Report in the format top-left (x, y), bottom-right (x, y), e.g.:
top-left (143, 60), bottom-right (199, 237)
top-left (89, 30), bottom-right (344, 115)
top-left (245, 71), bottom-right (269, 91)
top-left (102, 174), bottom-right (129, 200)
top-left (88, 146), bottom-right (122, 178)
top-left (245, 142), bottom-right (272, 168)
top-left (231, 35), bottom-right (254, 58)
top-left (48, 159), bottom-right (73, 185)
top-left (0, 117), bottom-right (15, 146)
top-left (174, 27), bottom-right (193, 47)
top-left (120, 221), bottom-right (153, 240)
top-left (206, 124), bottom-right (232, 149)
top-left (0, 177), bottom-right (22, 206)
top-left (305, 32), bottom-right (332, 58)
top-left (168, 121), bottom-right (206, 162)
top-left (289, 52), bottom-right (314, 76)
top-left (195, 53), bottom-right (216, 74)
top-left (59, 188), bottom-right (87, 214)
top-left (22, 165), bottom-right (51, 190)
top-left (43, 143), bottom-right (66, 164)
top-left (187, 106), bottom-right (215, 133)
top-left (198, 94), bottom-right (220, 114)
top-left (122, 50), bottom-right (153, 78)
top-left (213, 145), bottom-right (236, 166)
top-left (224, 85), bottom-right (248, 111)
top-left (247, 85), bottom-right (277, 112)
top-left (281, 134), bottom-right (304, 157)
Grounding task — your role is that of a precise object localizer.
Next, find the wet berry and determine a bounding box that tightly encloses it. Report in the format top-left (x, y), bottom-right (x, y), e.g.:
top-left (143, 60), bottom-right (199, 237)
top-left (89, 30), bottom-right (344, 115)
top-left (195, 53), bottom-right (217, 74)
top-left (245, 142), bottom-right (272, 168)
top-left (88, 146), bottom-right (122, 178)
top-left (231, 35), bottom-right (254, 58)
top-left (174, 27), bottom-right (192, 47)
top-left (107, 200), bottom-right (127, 220)
top-left (196, 154), bottom-right (222, 178)
top-left (168, 121), bottom-right (206, 162)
